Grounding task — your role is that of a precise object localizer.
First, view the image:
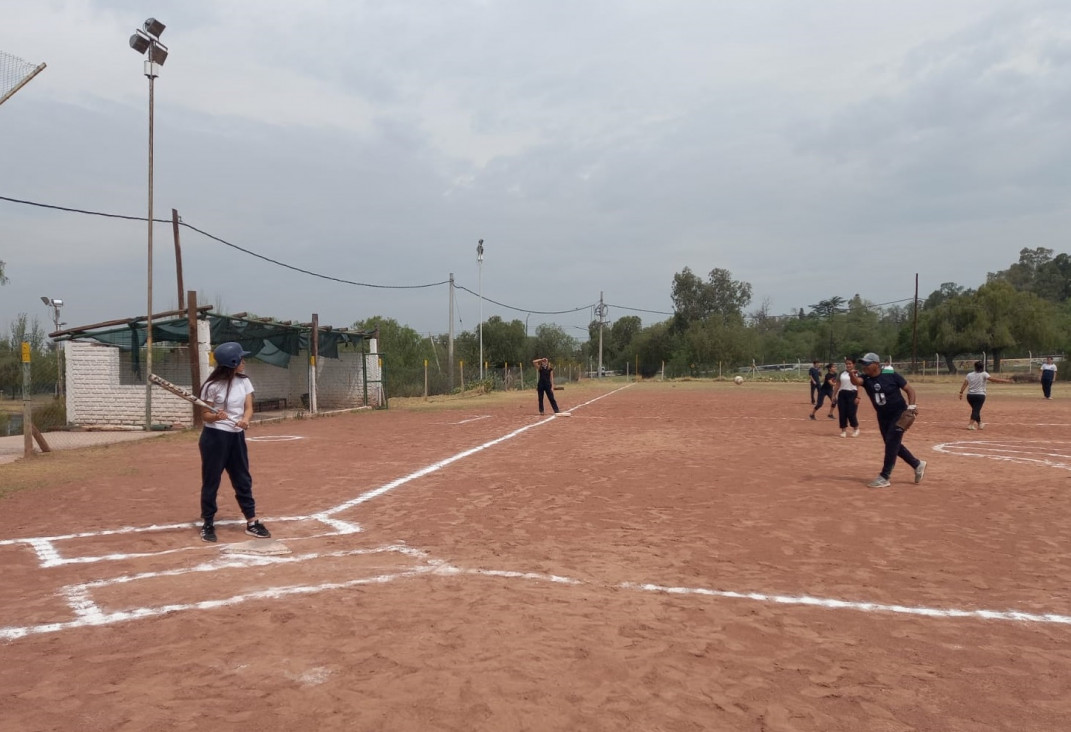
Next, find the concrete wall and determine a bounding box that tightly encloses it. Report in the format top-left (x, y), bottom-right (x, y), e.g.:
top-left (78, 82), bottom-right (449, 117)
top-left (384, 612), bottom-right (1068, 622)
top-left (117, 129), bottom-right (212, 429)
top-left (65, 340), bottom-right (194, 429)
top-left (64, 329), bottom-right (380, 429)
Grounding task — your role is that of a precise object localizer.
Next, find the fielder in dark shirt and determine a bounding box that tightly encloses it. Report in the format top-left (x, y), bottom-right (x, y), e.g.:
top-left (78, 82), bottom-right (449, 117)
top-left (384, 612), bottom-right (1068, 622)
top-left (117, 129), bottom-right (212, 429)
top-left (808, 361), bottom-right (821, 405)
top-left (850, 352), bottom-right (926, 489)
top-left (532, 357), bottom-right (560, 415)
top-left (810, 363), bottom-right (838, 420)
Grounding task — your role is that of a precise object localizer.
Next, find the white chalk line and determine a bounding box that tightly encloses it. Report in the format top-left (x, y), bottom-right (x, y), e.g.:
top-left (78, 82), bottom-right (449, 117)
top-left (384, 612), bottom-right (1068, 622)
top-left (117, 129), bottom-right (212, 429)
top-left (934, 439), bottom-right (1071, 470)
top-left (5, 381), bottom-right (1068, 639)
top-left (317, 384), bottom-right (633, 518)
top-left (0, 516), bottom-right (362, 568)
top-left (5, 542), bottom-right (1069, 640)
top-left (450, 415), bottom-right (491, 424)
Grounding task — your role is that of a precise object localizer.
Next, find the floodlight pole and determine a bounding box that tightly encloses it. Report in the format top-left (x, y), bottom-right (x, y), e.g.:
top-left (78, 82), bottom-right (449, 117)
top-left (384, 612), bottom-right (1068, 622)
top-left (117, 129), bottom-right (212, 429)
top-left (144, 61), bottom-right (157, 429)
top-left (131, 18), bottom-right (168, 430)
top-left (477, 239), bottom-right (484, 380)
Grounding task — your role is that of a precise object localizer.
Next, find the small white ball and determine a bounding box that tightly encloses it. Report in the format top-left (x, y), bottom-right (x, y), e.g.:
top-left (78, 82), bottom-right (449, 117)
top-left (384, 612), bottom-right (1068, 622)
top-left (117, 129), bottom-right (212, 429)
top-left (734, 375), bottom-right (744, 385)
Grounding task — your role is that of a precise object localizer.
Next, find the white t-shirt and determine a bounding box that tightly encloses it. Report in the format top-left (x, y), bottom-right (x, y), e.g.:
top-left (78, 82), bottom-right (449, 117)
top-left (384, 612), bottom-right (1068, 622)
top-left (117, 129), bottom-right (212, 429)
top-left (201, 376), bottom-right (254, 432)
top-left (837, 370), bottom-right (857, 392)
top-left (965, 371), bottom-right (990, 395)
top-left (1042, 363), bottom-right (1057, 377)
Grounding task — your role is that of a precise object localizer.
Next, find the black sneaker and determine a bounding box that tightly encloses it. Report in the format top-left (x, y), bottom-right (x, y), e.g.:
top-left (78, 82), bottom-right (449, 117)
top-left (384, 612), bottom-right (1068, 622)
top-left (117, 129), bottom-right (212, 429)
top-left (201, 523), bottom-right (217, 543)
top-left (245, 520), bottom-right (271, 538)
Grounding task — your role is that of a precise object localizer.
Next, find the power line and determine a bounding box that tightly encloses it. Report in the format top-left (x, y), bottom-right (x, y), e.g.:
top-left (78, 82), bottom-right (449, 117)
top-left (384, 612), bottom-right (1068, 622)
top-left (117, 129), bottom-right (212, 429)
top-left (606, 303), bottom-right (674, 316)
top-left (181, 221), bottom-right (448, 290)
top-left (454, 284), bottom-right (596, 316)
top-left (0, 193), bottom-right (608, 317)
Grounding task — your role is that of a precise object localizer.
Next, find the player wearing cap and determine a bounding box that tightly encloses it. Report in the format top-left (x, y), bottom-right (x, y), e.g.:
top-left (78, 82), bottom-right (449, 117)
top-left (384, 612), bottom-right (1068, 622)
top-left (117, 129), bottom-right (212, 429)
top-left (197, 342), bottom-right (270, 542)
top-left (849, 352), bottom-right (927, 489)
top-left (532, 357), bottom-right (561, 415)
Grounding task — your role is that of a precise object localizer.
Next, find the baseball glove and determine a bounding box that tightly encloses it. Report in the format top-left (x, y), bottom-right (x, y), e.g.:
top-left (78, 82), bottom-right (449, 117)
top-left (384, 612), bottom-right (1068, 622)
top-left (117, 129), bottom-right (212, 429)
top-left (895, 407), bottom-right (918, 431)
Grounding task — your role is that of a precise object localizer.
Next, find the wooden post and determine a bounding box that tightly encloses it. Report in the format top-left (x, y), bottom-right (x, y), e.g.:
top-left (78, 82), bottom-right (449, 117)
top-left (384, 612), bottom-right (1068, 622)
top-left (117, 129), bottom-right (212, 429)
top-left (424, 359), bottom-right (429, 400)
top-left (21, 342), bottom-right (32, 459)
top-left (309, 314), bottom-right (319, 414)
top-left (31, 425), bottom-right (51, 452)
top-left (187, 290), bottom-right (202, 426)
top-left (173, 209), bottom-right (185, 311)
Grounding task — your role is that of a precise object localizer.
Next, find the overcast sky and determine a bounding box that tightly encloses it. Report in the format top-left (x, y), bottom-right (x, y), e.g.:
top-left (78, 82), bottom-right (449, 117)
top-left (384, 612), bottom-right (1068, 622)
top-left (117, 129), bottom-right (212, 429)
top-left (3, 0), bottom-right (1070, 343)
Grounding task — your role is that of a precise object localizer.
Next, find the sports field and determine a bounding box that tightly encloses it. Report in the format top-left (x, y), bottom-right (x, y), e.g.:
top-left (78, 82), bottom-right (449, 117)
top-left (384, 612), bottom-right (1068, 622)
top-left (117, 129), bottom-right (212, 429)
top-left (1, 379), bottom-right (1069, 731)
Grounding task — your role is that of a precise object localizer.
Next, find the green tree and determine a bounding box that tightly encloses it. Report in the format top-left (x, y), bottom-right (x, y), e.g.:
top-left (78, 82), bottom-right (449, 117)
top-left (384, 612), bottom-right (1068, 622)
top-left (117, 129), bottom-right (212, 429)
top-left (480, 316), bottom-right (526, 367)
top-left (841, 295), bottom-right (881, 358)
top-left (809, 295), bottom-right (847, 360)
top-left (354, 316), bottom-right (434, 396)
top-left (988, 247), bottom-right (1054, 293)
top-left (670, 267), bottom-right (752, 330)
top-left (608, 315), bottom-right (642, 371)
top-left (531, 323), bottom-right (578, 365)
top-left (922, 282), bottom-right (968, 310)
top-left (0, 260), bottom-right (8, 286)
top-left (631, 321), bottom-right (678, 377)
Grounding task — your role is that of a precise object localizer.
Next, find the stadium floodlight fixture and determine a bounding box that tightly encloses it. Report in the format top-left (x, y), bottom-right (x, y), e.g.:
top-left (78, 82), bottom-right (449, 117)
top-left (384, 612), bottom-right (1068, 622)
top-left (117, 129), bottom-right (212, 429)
top-left (143, 17), bottom-right (165, 38)
top-left (41, 297), bottom-right (65, 395)
top-left (129, 32), bottom-right (150, 55)
top-left (130, 18), bottom-right (169, 74)
top-left (41, 296), bottom-right (63, 318)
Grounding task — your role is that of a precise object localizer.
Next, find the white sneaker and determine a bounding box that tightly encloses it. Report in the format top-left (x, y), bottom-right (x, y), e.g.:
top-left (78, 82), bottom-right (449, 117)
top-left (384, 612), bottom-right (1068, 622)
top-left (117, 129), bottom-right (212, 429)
top-left (840, 431), bottom-right (847, 438)
top-left (978, 423), bottom-right (985, 430)
top-left (851, 429), bottom-right (860, 438)
top-left (867, 476), bottom-right (891, 488)
top-left (967, 423), bottom-right (976, 430)
top-left (914, 460), bottom-right (927, 484)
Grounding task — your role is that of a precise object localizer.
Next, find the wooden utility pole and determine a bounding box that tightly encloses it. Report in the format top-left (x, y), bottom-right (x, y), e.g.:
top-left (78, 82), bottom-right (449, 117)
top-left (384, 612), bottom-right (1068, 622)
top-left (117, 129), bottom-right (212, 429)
top-left (309, 314), bottom-right (319, 414)
top-left (173, 209), bottom-right (185, 310)
top-left (912, 273), bottom-right (919, 373)
top-left (187, 290), bottom-right (202, 426)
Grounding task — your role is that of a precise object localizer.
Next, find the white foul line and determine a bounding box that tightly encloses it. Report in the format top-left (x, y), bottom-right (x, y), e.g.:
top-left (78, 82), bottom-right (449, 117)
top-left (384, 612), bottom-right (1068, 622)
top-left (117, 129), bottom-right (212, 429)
top-left (317, 384), bottom-right (634, 518)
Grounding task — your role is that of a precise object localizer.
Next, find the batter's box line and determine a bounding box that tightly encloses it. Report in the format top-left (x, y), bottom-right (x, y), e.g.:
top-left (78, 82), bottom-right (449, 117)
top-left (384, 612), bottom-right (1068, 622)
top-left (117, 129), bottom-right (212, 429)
top-left (0, 515), bottom-right (362, 569)
top-left (0, 544), bottom-right (435, 642)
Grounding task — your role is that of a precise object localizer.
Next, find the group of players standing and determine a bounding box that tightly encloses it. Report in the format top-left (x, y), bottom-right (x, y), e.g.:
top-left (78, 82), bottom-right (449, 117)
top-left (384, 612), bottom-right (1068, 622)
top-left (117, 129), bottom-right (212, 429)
top-left (808, 354), bottom-right (1058, 489)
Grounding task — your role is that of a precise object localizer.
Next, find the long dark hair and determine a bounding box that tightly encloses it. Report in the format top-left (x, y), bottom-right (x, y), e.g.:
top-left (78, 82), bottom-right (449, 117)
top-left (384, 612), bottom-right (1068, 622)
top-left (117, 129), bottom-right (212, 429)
top-left (200, 364), bottom-right (249, 405)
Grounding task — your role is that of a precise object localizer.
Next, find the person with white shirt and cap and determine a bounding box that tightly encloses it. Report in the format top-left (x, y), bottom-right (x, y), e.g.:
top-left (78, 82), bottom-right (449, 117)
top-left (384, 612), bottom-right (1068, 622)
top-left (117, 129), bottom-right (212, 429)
top-left (197, 342), bottom-right (271, 543)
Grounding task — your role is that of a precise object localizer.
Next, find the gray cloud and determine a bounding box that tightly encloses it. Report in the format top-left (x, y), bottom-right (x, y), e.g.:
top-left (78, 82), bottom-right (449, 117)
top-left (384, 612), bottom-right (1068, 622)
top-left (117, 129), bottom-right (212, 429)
top-left (3, 0), bottom-right (1069, 340)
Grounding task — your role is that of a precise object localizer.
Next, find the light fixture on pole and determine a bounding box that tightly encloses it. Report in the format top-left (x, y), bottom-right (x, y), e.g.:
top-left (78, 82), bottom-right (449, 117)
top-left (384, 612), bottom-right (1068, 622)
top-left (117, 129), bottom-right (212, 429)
top-left (130, 17), bottom-right (169, 430)
top-left (477, 239), bottom-right (484, 380)
top-left (41, 297), bottom-right (64, 396)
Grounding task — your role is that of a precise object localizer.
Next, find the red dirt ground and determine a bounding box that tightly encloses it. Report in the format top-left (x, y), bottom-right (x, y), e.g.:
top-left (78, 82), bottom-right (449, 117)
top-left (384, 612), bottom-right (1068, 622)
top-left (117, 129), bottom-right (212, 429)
top-left (1, 378), bottom-right (1070, 731)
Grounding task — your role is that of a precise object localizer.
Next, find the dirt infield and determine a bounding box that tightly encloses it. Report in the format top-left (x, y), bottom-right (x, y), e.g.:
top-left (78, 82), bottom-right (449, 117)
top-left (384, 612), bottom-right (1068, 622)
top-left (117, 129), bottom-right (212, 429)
top-left (2, 378), bottom-right (1070, 731)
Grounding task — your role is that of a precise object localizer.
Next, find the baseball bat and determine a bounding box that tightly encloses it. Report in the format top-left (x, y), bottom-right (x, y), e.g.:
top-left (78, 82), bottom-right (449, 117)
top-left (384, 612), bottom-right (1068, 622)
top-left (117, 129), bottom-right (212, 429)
top-left (149, 374), bottom-right (237, 425)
